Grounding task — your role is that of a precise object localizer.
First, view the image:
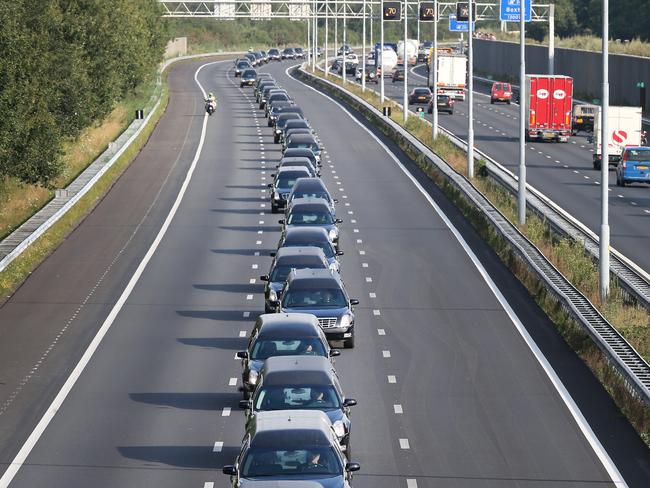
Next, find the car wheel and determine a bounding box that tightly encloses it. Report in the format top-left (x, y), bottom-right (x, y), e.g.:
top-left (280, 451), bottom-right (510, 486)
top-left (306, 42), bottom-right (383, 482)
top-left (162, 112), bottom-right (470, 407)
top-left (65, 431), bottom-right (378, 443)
top-left (490, 99), bottom-right (495, 104)
top-left (267, 119), bottom-right (273, 127)
top-left (593, 160), bottom-right (601, 170)
top-left (274, 135), bottom-right (280, 144)
top-left (449, 110), bottom-right (454, 115)
top-left (620, 177), bottom-right (627, 187)
top-left (507, 100), bottom-right (511, 105)
top-left (344, 335), bottom-right (355, 349)
top-left (240, 83), bottom-right (244, 88)
top-left (271, 204), bottom-right (279, 214)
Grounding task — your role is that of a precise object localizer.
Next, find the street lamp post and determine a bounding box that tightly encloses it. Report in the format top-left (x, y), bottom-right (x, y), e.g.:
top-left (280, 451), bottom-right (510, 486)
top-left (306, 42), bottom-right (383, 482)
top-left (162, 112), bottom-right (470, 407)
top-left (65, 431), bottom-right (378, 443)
top-left (362, 0), bottom-right (367, 91)
top-left (325, 1), bottom-right (329, 76)
top-left (380, 1), bottom-right (385, 103)
top-left (342, 5), bottom-right (347, 83)
top-left (599, 0), bottom-right (610, 300)
top-left (432, 0), bottom-right (438, 139)
top-left (548, 3), bottom-right (554, 75)
top-left (467, 0), bottom-right (474, 177)
top-left (402, 0), bottom-right (409, 123)
top-left (518, 0), bottom-right (526, 224)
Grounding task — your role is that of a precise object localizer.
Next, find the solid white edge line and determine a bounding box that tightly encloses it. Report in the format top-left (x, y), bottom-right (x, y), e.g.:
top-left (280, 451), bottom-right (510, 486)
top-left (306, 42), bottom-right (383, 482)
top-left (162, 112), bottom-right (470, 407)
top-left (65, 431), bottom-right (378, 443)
top-left (0, 59), bottom-right (226, 488)
top-left (288, 64), bottom-right (627, 487)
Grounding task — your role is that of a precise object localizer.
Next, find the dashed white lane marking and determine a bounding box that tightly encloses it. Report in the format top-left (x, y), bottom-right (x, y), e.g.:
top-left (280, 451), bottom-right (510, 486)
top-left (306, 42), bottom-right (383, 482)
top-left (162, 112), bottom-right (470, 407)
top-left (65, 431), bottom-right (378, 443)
top-left (373, 309), bottom-right (381, 316)
top-left (246, 294), bottom-right (254, 300)
top-left (239, 330), bottom-right (247, 337)
top-left (213, 441), bottom-right (224, 452)
top-left (563, 165), bottom-right (569, 168)
top-left (394, 404), bottom-right (403, 414)
top-left (222, 407), bottom-right (232, 417)
top-left (353, 228), bottom-right (359, 233)
top-left (618, 194), bottom-right (624, 198)
top-left (573, 170), bottom-right (579, 174)
top-left (584, 175), bottom-right (590, 179)
top-left (630, 201), bottom-right (637, 206)
top-left (243, 312), bottom-right (251, 318)
top-left (254, 251), bottom-right (260, 256)
top-left (555, 160), bottom-right (561, 163)
top-left (259, 219), bottom-right (264, 224)
top-left (351, 219), bottom-right (357, 224)
top-left (252, 264), bottom-right (259, 269)
top-left (369, 292), bottom-right (377, 298)
top-left (546, 155), bottom-right (551, 159)
top-left (344, 202), bottom-right (350, 206)
top-left (347, 210), bottom-right (354, 215)
top-left (356, 239), bottom-right (362, 244)
top-left (260, 203), bottom-right (266, 207)
top-left (644, 209), bottom-right (650, 214)
top-left (256, 240), bottom-right (262, 245)
top-left (365, 277), bottom-right (373, 282)
top-left (249, 278), bottom-right (256, 284)
top-left (257, 230), bottom-right (264, 235)
top-left (399, 438), bottom-right (410, 449)
top-left (383, 350), bottom-right (391, 358)
top-left (407, 479), bottom-right (418, 488)
top-left (228, 377), bottom-right (238, 386)
top-left (387, 375), bottom-right (397, 383)
top-left (204, 483), bottom-right (215, 488)
top-left (377, 329), bottom-right (386, 335)
top-left (362, 263), bottom-right (369, 267)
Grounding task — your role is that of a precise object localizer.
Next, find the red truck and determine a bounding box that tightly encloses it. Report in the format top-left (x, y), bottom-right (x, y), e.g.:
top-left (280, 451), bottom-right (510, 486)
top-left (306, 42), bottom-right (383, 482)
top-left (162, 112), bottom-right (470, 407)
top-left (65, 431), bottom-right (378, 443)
top-left (525, 75), bottom-right (573, 142)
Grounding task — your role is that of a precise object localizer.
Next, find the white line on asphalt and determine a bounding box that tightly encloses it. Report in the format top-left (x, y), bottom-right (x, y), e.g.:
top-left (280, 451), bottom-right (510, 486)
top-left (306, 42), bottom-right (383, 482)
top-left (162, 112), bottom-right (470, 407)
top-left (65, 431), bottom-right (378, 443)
top-left (291, 69), bottom-right (628, 487)
top-left (359, 250), bottom-right (366, 255)
top-left (377, 329), bottom-right (386, 335)
top-left (369, 292), bottom-right (376, 298)
top-left (399, 439), bottom-right (410, 449)
top-left (365, 277), bottom-right (373, 282)
top-left (222, 408), bottom-right (232, 417)
top-left (204, 483), bottom-right (215, 488)
top-left (246, 294), bottom-right (254, 300)
top-left (249, 278), bottom-right (256, 284)
top-left (353, 229), bottom-right (359, 233)
top-left (387, 375), bottom-right (397, 383)
top-left (394, 404), bottom-right (403, 413)
top-left (383, 350), bottom-right (391, 358)
top-left (630, 202), bottom-right (637, 206)
top-left (213, 441), bottom-right (224, 452)
top-left (256, 240), bottom-right (262, 245)
top-left (243, 311), bottom-right (250, 318)
top-left (351, 219), bottom-right (357, 223)
top-left (252, 264), bottom-right (259, 269)
top-left (373, 309), bottom-right (381, 316)
top-left (407, 479), bottom-right (418, 488)
top-left (356, 239), bottom-right (362, 243)
top-left (254, 251), bottom-right (260, 256)
top-left (362, 263), bottom-right (368, 267)
top-left (229, 378), bottom-right (237, 386)
top-left (239, 330), bottom-right (247, 337)
top-left (0, 58), bottom-right (228, 488)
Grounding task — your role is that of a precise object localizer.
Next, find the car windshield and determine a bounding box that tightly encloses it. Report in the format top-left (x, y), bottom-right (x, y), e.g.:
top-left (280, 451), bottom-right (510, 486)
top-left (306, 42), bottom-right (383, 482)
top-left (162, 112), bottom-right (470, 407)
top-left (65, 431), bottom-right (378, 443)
top-left (283, 288), bottom-right (347, 308)
top-left (237, 62), bottom-right (250, 69)
top-left (270, 49), bottom-right (279, 54)
top-left (626, 150), bottom-right (650, 161)
top-left (293, 192), bottom-right (330, 203)
top-left (277, 175), bottom-right (305, 189)
top-left (254, 385), bottom-right (341, 410)
top-left (270, 263), bottom-right (324, 282)
top-left (241, 447), bottom-right (341, 477)
top-left (284, 241), bottom-right (335, 259)
top-left (414, 89), bottom-right (429, 95)
top-left (243, 70), bottom-right (256, 77)
top-left (437, 95), bottom-right (449, 102)
top-left (288, 210), bottom-right (333, 225)
top-left (290, 142), bottom-right (318, 152)
top-left (250, 338), bottom-right (327, 360)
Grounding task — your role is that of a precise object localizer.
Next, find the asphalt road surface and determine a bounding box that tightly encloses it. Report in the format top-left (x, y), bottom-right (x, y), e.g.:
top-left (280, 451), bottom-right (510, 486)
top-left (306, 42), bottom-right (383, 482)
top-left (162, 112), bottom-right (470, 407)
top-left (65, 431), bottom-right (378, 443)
top-left (0, 57), bottom-right (648, 488)
top-left (340, 61), bottom-right (650, 275)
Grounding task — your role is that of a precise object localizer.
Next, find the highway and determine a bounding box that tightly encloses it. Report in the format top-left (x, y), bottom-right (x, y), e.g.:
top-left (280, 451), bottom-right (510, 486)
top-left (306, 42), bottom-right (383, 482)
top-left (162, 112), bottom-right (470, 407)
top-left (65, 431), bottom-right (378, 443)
top-left (0, 57), bottom-right (649, 487)
top-left (341, 62), bottom-right (650, 275)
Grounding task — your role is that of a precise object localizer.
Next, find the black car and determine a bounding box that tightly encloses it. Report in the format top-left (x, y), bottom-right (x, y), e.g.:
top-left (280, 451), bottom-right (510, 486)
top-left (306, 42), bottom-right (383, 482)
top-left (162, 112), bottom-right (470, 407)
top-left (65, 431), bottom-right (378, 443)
top-left (265, 93), bottom-right (293, 117)
top-left (260, 87), bottom-right (287, 109)
top-left (269, 105), bottom-right (304, 127)
top-left (222, 410), bottom-right (360, 487)
top-left (337, 62), bottom-right (357, 76)
top-left (282, 47), bottom-right (296, 59)
top-left (275, 227), bottom-right (342, 272)
top-left (279, 119), bottom-right (312, 145)
top-left (240, 69), bottom-right (257, 87)
top-left (244, 356), bottom-right (357, 452)
top-left (330, 58), bottom-right (342, 72)
top-left (260, 248), bottom-right (330, 312)
top-left (234, 60), bottom-right (252, 77)
top-left (427, 94), bottom-right (454, 114)
top-left (408, 87), bottom-right (432, 105)
top-left (255, 81), bottom-right (277, 102)
top-left (274, 113), bottom-right (304, 143)
top-left (283, 129), bottom-right (314, 149)
top-left (254, 73), bottom-right (273, 88)
top-left (269, 166), bottom-right (312, 213)
top-left (244, 53), bottom-right (257, 66)
top-left (283, 134), bottom-right (322, 163)
top-left (283, 147), bottom-right (320, 168)
top-left (277, 157), bottom-right (318, 177)
top-left (287, 178), bottom-right (337, 215)
top-left (392, 65), bottom-right (405, 82)
top-left (337, 44), bottom-right (352, 56)
top-left (268, 48), bottom-right (281, 61)
top-left (236, 312), bottom-right (337, 393)
top-left (294, 47), bottom-right (306, 59)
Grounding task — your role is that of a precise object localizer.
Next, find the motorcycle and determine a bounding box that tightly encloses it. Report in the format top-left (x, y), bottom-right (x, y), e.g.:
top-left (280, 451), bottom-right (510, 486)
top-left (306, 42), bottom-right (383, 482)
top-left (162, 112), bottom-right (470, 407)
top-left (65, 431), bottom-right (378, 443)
top-left (205, 99), bottom-right (217, 116)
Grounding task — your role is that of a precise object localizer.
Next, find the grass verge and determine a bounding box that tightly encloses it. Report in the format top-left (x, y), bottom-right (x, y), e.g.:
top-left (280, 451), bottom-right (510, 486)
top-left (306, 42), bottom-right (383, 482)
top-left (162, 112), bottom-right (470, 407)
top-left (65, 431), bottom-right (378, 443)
top-left (305, 66), bottom-right (650, 445)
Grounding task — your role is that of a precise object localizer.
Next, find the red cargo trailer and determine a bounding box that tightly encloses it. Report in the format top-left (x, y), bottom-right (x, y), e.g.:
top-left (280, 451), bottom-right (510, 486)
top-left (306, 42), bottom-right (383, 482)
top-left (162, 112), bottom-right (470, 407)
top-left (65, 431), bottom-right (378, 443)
top-left (525, 75), bottom-right (573, 142)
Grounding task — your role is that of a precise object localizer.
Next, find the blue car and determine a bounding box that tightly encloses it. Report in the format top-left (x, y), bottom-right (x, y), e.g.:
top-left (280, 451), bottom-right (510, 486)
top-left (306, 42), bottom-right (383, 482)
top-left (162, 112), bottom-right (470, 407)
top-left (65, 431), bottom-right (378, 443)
top-left (616, 147), bottom-right (650, 186)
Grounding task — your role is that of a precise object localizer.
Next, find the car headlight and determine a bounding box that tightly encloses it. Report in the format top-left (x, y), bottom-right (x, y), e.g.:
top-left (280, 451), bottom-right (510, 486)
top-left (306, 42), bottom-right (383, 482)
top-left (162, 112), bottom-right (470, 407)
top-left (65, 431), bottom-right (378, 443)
top-left (275, 129), bottom-right (281, 134)
top-left (333, 420), bottom-right (346, 439)
top-left (248, 369), bottom-right (259, 386)
top-left (328, 228), bottom-right (338, 242)
top-left (339, 314), bottom-right (352, 329)
top-left (269, 289), bottom-right (278, 302)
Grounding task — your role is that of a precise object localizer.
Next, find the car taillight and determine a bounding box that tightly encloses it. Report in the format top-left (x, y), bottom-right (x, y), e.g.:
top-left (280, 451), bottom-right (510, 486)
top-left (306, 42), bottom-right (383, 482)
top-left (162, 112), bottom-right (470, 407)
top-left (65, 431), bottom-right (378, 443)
top-left (565, 112), bottom-right (571, 125)
top-left (530, 110), bottom-right (536, 125)
top-left (622, 152), bottom-right (628, 168)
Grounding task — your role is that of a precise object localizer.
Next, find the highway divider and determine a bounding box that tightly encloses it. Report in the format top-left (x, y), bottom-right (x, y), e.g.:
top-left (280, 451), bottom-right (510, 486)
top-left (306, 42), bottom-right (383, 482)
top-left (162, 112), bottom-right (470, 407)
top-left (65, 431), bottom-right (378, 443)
top-left (294, 64), bottom-right (650, 427)
top-left (0, 51), bottom-right (241, 279)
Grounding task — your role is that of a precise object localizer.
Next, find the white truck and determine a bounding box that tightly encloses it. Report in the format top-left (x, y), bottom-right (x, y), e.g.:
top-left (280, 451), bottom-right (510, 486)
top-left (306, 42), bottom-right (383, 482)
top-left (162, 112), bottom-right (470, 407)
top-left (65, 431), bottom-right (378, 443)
top-left (376, 47), bottom-right (398, 77)
top-left (396, 39), bottom-right (418, 66)
top-left (428, 54), bottom-right (467, 101)
top-left (592, 106), bottom-right (643, 170)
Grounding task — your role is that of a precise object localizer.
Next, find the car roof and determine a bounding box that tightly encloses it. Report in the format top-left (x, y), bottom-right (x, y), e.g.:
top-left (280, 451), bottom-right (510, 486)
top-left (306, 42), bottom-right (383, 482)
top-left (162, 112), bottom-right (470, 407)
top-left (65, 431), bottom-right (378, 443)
top-left (288, 134), bottom-right (317, 143)
top-left (284, 148), bottom-right (315, 157)
top-left (275, 106), bottom-right (304, 114)
top-left (257, 312), bottom-right (322, 338)
top-left (243, 69), bottom-right (256, 75)
top-left (262, 356), bottom-right (334, 386)
top-left (281, 157), bottom-right (312, 165)
top-left (292, 178), bottom-right (327, 190)
top-left (285, 119), bottom-right (309, 127)
top-left (278, 112), bottom-right (302, 120)
top-left (288, 198), bottom-right (332, 212)
top-left (275, 246), bottom-right (328, 264)
top-left (278, 166), bottom-right (311, 176)
top-left (286, 268), bottom-right (341, 288)
top-left (283, 226), bottom-right (330, 243)
top-left (249, 410), bottom-right (333, 448)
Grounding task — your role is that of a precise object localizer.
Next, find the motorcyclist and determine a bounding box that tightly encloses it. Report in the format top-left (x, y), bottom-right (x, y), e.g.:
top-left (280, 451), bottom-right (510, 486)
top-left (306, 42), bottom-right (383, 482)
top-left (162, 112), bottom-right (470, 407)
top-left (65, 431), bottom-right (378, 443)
top-left (205, 92), bottom-right (217, 114)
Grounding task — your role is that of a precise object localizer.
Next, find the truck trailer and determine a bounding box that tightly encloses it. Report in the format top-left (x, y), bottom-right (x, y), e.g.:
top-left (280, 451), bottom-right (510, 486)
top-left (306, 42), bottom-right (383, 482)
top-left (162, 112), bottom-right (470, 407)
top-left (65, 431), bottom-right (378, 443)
top-left (592, 106), bottom-right (643, 170)
top-left (428, 54), bottom-right (467, 101)
top-left (525, 75), bottom-right (573, 142)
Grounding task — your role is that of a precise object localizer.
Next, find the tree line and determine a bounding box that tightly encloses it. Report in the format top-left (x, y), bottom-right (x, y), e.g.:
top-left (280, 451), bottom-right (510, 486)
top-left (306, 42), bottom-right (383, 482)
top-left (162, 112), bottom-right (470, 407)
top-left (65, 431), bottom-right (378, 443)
top-left (0, 0), bottom-right (167, 187)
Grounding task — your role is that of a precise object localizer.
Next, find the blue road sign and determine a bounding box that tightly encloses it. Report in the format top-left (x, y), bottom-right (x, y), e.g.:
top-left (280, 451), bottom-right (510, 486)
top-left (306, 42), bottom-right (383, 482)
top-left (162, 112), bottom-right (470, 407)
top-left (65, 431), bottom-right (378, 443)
top-left (500, 0), bottom-right (532, 22)
top-left (449, 14), bottom-right (475, 32)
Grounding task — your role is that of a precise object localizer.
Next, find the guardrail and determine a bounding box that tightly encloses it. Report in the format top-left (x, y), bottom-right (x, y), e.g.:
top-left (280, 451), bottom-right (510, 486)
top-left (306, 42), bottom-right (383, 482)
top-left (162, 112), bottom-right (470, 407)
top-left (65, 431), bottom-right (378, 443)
top-left (0, 51), bottom-right (241, 274)
top-left (296, 64), bottom-right (650, 406)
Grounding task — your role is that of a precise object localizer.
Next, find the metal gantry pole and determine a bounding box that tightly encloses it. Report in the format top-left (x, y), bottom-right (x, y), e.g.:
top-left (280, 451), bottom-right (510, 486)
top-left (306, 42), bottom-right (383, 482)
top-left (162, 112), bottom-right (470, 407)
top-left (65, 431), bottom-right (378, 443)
top-left (431, 0), bottom-right (438, 139)
top-left (517, 0), bottom-right (527, 224)
top-left (599, 0), bottom-right (610, 301)
top-left (307, 16), bottom-right (311, 66)
top-left (548, 3), bottom-right (555, 75)
top-left (467, 0), bottom-right (474, 177)
top-left (325, 1), bottom-right (329, 76)
top-left (402, 0), bottom-right (409, 123)
top-left (380, 1), bottom-right (385, 103)
top-left (362, 0), bottom-right (367, 91)
top-left (342, 5), bottom-right (347, 83)
top-left (335, 0), bottom-right (338, 63)
top-left (417, 2), bottom-right (421, 45)
top-left (370, 5), bottom-right (374, 49)
top-left (314, 1), bottom-right (318, 70)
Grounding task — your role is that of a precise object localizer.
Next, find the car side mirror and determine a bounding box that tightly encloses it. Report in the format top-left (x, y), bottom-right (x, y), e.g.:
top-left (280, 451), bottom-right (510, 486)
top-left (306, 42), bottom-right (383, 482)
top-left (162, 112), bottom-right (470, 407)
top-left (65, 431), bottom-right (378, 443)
top-left (222, 465), bottom-right (237, 476)
top-left (350, 299), bottom-right (359, 306)
top-left (316, 172), bottom-right (322, 177)
top-left (267, 183), bottom-right (273, 188)
top-left (329, 349), bottom-right (341, 357)
top-left (346, 462), bottom-right (361, 472)
top-left (269, 251), bottom-right (276, 257)
top-left (278, 219), bottom-right (285, 225)
top-left (335, 218), bottom-right (343, 224)
top-left (336, 250), bottom-right (344, 256)
top-left (259, 275), bottom-right (269, 281)
top-left (270, 173), bottom-right (275, 178)
top-left (343, 398), bottom-right (357, 407)
top-left (333, 199), bottom-right (339, 204)
top-left (236, 350), bottom-right (249, 359)
top-left (239, 399), bottom-right (251, 410)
